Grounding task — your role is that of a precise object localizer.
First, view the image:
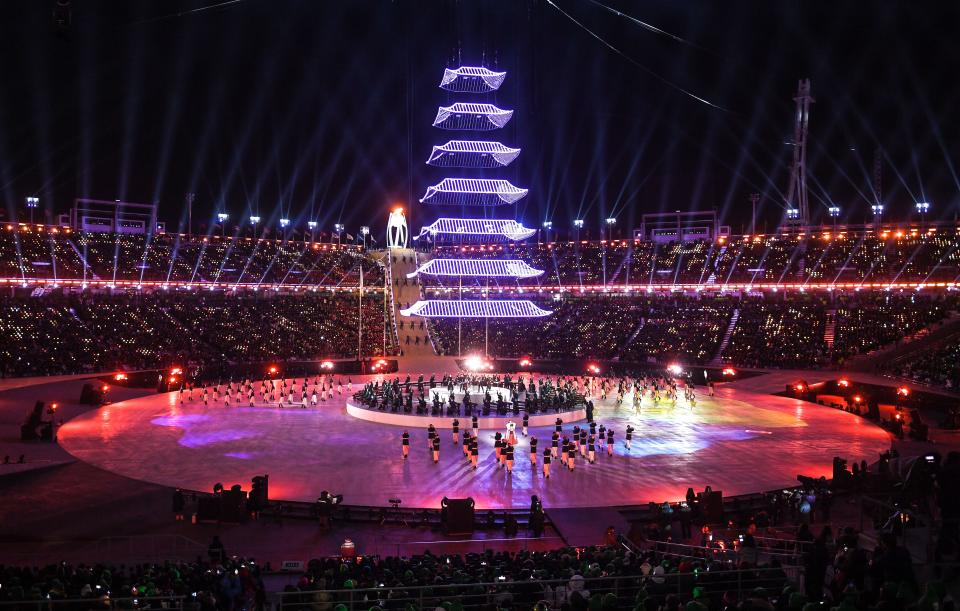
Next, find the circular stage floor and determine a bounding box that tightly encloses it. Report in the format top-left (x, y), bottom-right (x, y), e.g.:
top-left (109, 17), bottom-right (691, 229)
top-left (58, 379), bottom-right (890, 509)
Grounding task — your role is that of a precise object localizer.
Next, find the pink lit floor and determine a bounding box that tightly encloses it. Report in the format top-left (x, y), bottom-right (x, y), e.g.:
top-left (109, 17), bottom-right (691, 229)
top-left (58, 379), bottom-right (891, 509)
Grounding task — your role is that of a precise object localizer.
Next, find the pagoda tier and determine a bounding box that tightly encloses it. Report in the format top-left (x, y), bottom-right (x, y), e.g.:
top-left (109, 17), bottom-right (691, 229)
top-left (407, 258), bottom-right (544, 279)
top-left (415, 218), bottom-right (536, 242)
top-left (439, 66), bottom-right (507, 93)
top-left (420, 178), bottom-right (528, 206)
top-left (400, 299), bottom-right (553, 318)
top-left (426, 140), bottom-right (521, 168)
top-left (433, 103), bottom-right (513, 131)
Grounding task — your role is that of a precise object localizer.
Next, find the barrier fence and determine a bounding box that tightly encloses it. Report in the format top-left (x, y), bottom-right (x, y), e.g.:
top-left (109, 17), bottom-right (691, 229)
top-left (276, 567), bottom-right (794, 611)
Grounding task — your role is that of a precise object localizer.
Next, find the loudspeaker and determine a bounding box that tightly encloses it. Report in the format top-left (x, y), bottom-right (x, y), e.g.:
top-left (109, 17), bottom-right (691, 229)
top-left (220, 489), bottom-right (247, 523)
top-left (701, 490), bottom-right (724, 523)
top-left (250, 475), bottom-right (269, 509)
top-left (443, 498), bottom-right (475, 535)
top-left (196, 497), bottom-right (220, 522)
top-left (79, 383), bottom-right (104, 405)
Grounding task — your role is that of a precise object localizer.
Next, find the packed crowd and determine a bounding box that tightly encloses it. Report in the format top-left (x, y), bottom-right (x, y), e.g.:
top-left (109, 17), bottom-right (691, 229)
top-left (0, 228), bottom-right (383, 286)
top-left (430, 293), bottom-right (959, 369)
top-left (0, 554), bottom-right (267, 609)
top-left (429, 230), bottom-right (960, 287)
top-left (0, 292), bottom-right (391, 377)
top-left (884, 336), bottom-right (960, 392)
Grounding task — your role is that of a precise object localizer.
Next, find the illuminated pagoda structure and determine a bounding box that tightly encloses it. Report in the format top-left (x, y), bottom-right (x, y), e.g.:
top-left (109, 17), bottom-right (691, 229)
top-left (416, 218), bottom-right (535, 242)
top-left (406, 65), bottom-right (549, 321)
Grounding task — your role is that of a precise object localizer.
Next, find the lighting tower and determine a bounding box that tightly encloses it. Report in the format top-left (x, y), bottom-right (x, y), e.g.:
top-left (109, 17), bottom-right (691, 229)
top-left (402, 63), bottom-right (551, 356)
top-left (784, 79), bottom-right (813, 227)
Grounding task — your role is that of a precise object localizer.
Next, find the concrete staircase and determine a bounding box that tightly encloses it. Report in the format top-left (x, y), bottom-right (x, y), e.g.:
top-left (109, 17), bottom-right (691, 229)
top-left (824, 309), bottom-right (837, 349)
top-left (389, 248), bottom-right (436, 358)
top-left (709, 307), bottom-right (740, 366)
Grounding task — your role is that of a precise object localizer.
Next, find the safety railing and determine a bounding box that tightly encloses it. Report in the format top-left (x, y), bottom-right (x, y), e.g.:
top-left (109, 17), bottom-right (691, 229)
top-left (276, 567), bottom-right (794, 611)
top-left (0, 595), bottom-right (188, 610)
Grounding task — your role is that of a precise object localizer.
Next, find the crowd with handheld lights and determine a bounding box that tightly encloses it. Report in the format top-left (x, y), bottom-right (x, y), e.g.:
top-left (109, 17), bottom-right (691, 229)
top-left (429, 292), bottom-right (958, 369)
top-left (426, 227), bottom-right (960, 290)
top-left (0, 292), bottom-right (391, 377)
top-left (0, 226), bottom-right (383, 289)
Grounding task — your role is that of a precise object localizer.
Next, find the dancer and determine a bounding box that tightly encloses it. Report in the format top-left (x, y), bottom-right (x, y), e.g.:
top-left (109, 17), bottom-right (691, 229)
top-left (607, 428), bottom-right (615, 456)
top-left (505, 443), bottom-right (514, 474)
top-left (625, 425), bottom-right (634, 450)
top-left (588, 434), bottom-right (596, 464)
top-left (402, 430), bottom-right (410, 459)
top-left (432, 435), bottom-right (440, 464)
top-left (452, 419), bottom-right (460, 445)
top-left (529, 436), bottom-right (538, 466)
top-left (522, 414), bottom-right (529, 437)
top-left (542, 447), bottom-right (551, 478)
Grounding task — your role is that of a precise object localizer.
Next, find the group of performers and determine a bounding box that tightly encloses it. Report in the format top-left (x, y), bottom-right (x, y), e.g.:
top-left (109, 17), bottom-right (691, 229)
top-left (356, 374), bottom-right (589, 417)
top-left (599, 373), bottom-right (698, 411)
top-left (175, 375), bottom-right (352, 408)
top-left (400, 412), bottom-right (638, 479)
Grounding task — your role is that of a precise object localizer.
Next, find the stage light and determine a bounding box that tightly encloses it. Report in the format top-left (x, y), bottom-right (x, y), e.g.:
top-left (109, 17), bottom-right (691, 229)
top-left (573, 219), bottom-right (584, 228)
top-left (519, 358), bottom-right (532, 367)
top-left (170, 367), bottom-right (183, 375)
top-left (605, 217), bottom-right (617, 225)
top-left (871, 204), bottom-right (884, 216)
top-left (279, 218), bottom-right (290, 228)
top-left (828, 206), bottom-right (841, 217)
top-left (360, 226), bottom-right (370, 236)
top-left (307, 221), bottom-right (317, 229)
top-left (897, 386), bottom-right (910, 397)
top-left (915, 202), bottom-right (930, 214)
top-left (249, 216), bottom-right (261, 225)
top-left (217, 213), bottom-right (229, 223)
top-left (722, 367), bottom-right (736, 376)
top-left (852, 394), bottom-right (862, 403)
top-left (101, 385), bottom-right (109, 392)
top-left (464, 355), bottom-right (493, 372)
top-left (587, 363), bottom-right (601, 374)
top-left (320, 361), bottom-right (334, 370)
top-left (25, 196), bottom-right (39, 208)
top-left (838, 379), bottom-right (850, 388)
top-left (786, 208), bottom-right (800, 220)
top-left (542, 221), bottom-right (552, 229)
top-left (334, 223), bottom-right (345, 233)
top-left (268, 365), bottom-right (279, 375)
top-left (169, 376), bottom-right (177, 384)
top-left (668, 364), bottom-right (683, 375)
top-left (114, 373), bottom-right (128, 381)
top-left (794, 383), bottom-right (806, 392)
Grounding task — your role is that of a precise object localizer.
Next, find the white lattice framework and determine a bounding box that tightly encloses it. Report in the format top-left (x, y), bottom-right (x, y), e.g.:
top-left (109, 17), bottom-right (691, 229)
top-left (407, 258), bottom-right (544, 279)
top-left (420, 178), bottom-right (528, 206)
top-left (416, 218), bottom-right (536, 241)
top-left (440, 66), bottom-right (507, 93)
top-left (426, 140), bottom-right (521, 168)
top-left (433, 103), bottom-right (514, 131)
top-left (400, 299), bottom-right (553, 318)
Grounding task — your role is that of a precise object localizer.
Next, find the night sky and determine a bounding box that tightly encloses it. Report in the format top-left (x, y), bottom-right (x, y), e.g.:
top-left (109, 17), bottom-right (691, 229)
top-left (1, 0), bottom-right (958, 238)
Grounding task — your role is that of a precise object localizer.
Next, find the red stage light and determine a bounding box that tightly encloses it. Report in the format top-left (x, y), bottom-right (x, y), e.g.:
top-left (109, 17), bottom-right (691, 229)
top-left (170, 367), bottom-right (183, 375)
top-left (853, 394), bottom-right (862, 403)
top-left (320, 361), bottom-right (334, 370)
top-left (268, 365), bottom-right (279, 375)
top-left (587, 363), bottom-right (601, 374)
top-left (794, 383), bottom-right (805, 392)
top-left (897, 386), bottom-right (910, 397)
top-left (114, 373), bottom-right (128, 381)
top-left (519, 358), bottom-right (532, 367)
top-left (838, 379), bottom-right (850, 388)
top-left (722, 367), bottom-right (736, 376)
top-left (101, 385), bottom-right (109, 392)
